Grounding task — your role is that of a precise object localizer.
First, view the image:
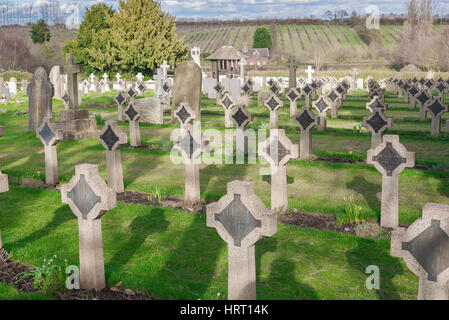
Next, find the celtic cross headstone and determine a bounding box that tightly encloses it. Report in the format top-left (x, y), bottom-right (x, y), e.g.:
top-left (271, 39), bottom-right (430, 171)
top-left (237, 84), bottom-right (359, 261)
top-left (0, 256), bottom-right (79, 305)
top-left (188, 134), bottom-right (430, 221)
top-left (287, 56), bottom-right (299, 89)
top-left (366, 96), bottom-right (388, 113)
top-left (302, 84), bottom-right (313, 108)
top-left (259, 129), bottom-right (298, 211)
top-left (327, 89), bottom-right (341, 118)
top-left (220, 93), bottom-right (236, 128)
top-left (416, 90), bottom-right (431, 121)
top-left (312, 96), bottom-right (332, 132)
top-left (293, 107), bottom-right (318, 159)
top-left (424, 98), bottom-right (448, 136)
top-left (367, 135), bottom-right (415, 228)
top-left (36, 118), bottom-right (63, 185)
top-left (61, 164), bottom-right (116, 290)
top-left (363, 107), bottom-right (393, 149)
top-left (286, 88), bottom-right (300, 117)
top-left (264, 94), bottom-right (283, 128)
top-left (114, 91), bottom-right (127, 122)
top-left (391, 203), bottom-right (449, 300)
top-left (124, 103), bottom-right (141, 147)
top-left (98, 121), bottom-right (127, 193)
top-left (206, 181), bottom-right (277, 300)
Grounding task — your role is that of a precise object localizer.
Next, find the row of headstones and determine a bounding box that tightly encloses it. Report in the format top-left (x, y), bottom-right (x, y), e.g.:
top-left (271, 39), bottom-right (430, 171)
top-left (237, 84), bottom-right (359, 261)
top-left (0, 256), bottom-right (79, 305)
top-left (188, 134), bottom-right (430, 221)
top-left (376, 77), bottom-right (449, 136)
top-left (0, 77), bottom-right (29, 100)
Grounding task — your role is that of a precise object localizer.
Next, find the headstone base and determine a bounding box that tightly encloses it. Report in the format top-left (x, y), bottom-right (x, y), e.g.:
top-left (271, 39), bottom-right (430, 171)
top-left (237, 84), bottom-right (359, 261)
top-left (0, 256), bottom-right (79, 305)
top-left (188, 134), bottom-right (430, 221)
top-left (56, 109), bottom-right (98, 141)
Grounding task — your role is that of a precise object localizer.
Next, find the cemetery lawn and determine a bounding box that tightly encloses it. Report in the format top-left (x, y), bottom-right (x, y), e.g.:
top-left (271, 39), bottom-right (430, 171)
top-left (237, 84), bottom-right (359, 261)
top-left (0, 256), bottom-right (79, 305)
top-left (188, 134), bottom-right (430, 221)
top-left (0, 92), bottom-right (448, 225)
top-left (0, 185), bottom-right (418, 300)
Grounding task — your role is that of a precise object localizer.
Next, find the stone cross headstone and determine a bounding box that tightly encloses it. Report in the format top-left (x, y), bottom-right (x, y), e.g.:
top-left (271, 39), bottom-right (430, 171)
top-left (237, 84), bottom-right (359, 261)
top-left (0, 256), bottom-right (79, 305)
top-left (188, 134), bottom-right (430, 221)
top-left (232, 105), bottom-right (254, 154)
top-left (174, 122), bottom-right (204, 206)
top-left (114, 91), bottom-right (127, 122)
top-left (220, 93), bottom-right (236, 128)
top-left (269, 81), bottom-right (281, 96)
top-left (102, 73), bottom-right (110, 92)
top-left (391, 203), bottom-right (449, 300)
top-left (424, 98), bottom-right (448, 136)
top-left (327, 90), bottom-right (341, 119)
top-left (312, 96), bottom-right (332, 132)
top-left (293, 107), bottom-right (318, 159)
top-left (259, 129), bottom-right (298, 211)
top-left (36, 118), bottom-right (63, 185)
top-left (60, 53), bottom-right (83, 110)
top-left (214, 82), bottom-right (225, 106)
top-left (286, 88), bottom-right (300, 117)
top-left (408, 86), bottom-right (419, 109)
top-left (0, 164), bottom-right (9, 249)
top-left (27, 67), bottom-right (54, 132)
top-left (264, 94), bottom-right (282, 129)
top-left (206, 180), bottom-right (277, 300)
top-left (172, 61), bottom-right (202, 124)
top-left (98, 121), bottom-right (127, 193)
top-left (416, 90), bottom-right (431, 121)
top-left (367, 135), bottom-right (415, 228)
top-left (242, 80), bottom-right (253, 97)
top-left (61, 164), bottom-right (116, 291)
top-left (366, 96), bottom-right (388, 113)
top-left (287, 56), bottom-right (299, 89)
top-left (239, 58), bottom-right (247, 85)
top-left (161, 60), bottom-right (170, 78)
top-left (351, 68), bottom-right (359, 91)
top-left (305, 66), bottom-right (315, 84)
top-left (363, 107), bottom-right (393, 149)
top-left (301, 84), bottom-right (313, 108)
top-left (191, 47), bottom-right (201, 68)
top-left (62, 91), bottom-right (70, 110)
top-left (175, 102), bottom-right (195, 128)
top-left (124, 102), bottom-right (141, 147)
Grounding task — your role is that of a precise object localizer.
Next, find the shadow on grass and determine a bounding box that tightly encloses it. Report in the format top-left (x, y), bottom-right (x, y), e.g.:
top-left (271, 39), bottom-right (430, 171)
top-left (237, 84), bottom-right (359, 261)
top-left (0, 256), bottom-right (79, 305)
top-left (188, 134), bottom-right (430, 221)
top-left (11, 205), bottom-right (74, 251)
top-left (257, 238), bottom-right (318, 300)
top-left (347, 176), bottom-right (381, 220)
top-left (106, 207), bottom-right (170, 271)
top-left (345, 237), bottom-right (405, 300)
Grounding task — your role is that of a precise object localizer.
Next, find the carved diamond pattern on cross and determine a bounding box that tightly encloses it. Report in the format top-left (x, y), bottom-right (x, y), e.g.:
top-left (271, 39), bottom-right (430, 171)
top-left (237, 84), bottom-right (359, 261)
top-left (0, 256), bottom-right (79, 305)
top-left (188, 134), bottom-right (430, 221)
top-left (425, 98), bottom-right (448, 117)
top-left (416, 91), bottom-right (431, 105)
top-left (125, 104), bottom-right (139, 122)
top-left (215, 194), bottom-right (262, 247)
top-left (232, 107), bottom-right (249, 128)
top-left (294, 108), bottom-right (316, 131)
top-left (366, 96), bottom-right (388, 113)
top-left (214, 83), bottom-right (224, 94)
top-left (115, 92), bottom-right (126, 105)
top-left (175, 103), bottom-right (195, 125)
top-left (366, 110), bottom-right (388, 134)
top-left (67, 174), bottom-right (102, 220)
top-left (38, 122), bottom-right (55, 146)
top-left (265, 95), bottom-right (282, 112)
top-left (327, 90), bottom-right (339, 103)
top-left (127, 87), bottom-right (136, 99)
top-left (269, 82), bottom-right (281, 95)
top-left (220, 94), bottom-right (234, 110)
top-left (62, 92), bottom-right (70, 105)
top-left (100, 125), bottom-right (119, 151)
top-left (402, 219), bottom-right (449, 282)
top-left (371, 142), bottom-right (407, 176)
top-left (313, 97), bottom-right (331, 113)
top-left (408, 86), bottom-right (419, 97)
top-left (286, 88), bottom-right (299, 102)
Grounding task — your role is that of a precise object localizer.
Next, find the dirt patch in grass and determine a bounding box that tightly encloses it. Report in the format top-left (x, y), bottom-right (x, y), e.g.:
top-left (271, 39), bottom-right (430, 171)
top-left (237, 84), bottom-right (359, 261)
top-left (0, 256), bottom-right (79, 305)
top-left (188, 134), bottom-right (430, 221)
top-left (280, 209), bottom-right (358, 235)
top-left (117, 190), bottom-right (205, 213)
top-left (0, 249), bottom-right (34, 292)
top-left (57, 288), bottom-right (155, 300)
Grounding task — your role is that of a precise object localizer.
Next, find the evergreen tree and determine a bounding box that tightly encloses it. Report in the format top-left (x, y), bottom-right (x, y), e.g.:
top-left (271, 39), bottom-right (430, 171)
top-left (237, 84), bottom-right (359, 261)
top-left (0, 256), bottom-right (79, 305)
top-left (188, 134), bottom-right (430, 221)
top-left (30, 19), bottom-right (51, 44)
top-left (253, 26), bottom-right (272, 50)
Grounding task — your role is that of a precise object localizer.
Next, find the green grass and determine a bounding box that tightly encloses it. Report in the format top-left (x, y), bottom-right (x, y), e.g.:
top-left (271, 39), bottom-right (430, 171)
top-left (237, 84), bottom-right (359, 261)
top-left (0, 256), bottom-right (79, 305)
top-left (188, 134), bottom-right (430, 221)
top-left (0, 186), bottom-right (418, 300)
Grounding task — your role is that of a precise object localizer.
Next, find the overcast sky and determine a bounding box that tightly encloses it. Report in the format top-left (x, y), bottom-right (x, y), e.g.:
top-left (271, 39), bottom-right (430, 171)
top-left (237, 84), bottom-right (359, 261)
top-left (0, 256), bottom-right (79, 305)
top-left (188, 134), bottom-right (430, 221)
top-left (4, 0), bottom-right (449, 22)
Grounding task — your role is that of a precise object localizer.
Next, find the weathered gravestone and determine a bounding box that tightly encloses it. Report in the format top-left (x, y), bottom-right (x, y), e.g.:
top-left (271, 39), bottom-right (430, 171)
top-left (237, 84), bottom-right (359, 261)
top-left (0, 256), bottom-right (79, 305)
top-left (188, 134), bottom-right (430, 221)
top-left (36, 118), bottom-right (63, 185)
top-left (301, 84), bottom-right (313, 108)
top-left (312, 96), bottom-right (332, 132)
top-left (124, 102), bottom-right (141, 147)
top-left (232, 105), bottom-right (254, 155)
top-left (259, 129), bottom-right (298, 211)
top-left (424, 98), bottom-right (448, 136)
top-left (264, 94), bottom-right (282, 129)
top-left (220, 93), bottom-right (235, 128)
top-left (114, 91), bottom-right (127, 122)
top-left (0, 164), bottom-right (9, 249)
top-left (27, 67), bottom-right (54, 132)
top-left (363, 107), bottom-right (393, 149)
top-left (49, 66), bottom-right (64, 100)
top-left (206, 181), bottom-right (277, 300)
top-left (172, 61), bottom-right (202, 124)
top-left (258, 91), bottom-right (269, 107)
top-left (287, 56), bottom-right (299, 89)
top-left (269, 81), bottom-right (281, 96)
top-left (408, 86), bottom-right (419, 109)
top-left (61, 164), bottom-right (116, 290)
top-left (214, 82), bottom-right (225, 106)
top-left (134, 98), bottom-right (163, 125)
top-left (57, 54), bottom-right (97, 140)
top-left (327, 90), bottom-right (341, 119)
top-left (416, 90), bottom-right (431, 121)
top-left (366, 96), bottom-right (388, 113)
top-left (173, 122), bottom-right (204, 206)
top-left (293, 107), bottom-right (318, 159)
top-left (367, 135), bottom-right (415, 228)
top-left (8, 78), bottom-right (17, 98)
top-left (98, 121), bottom-right (127, 193)
top-left (391, 203), bottom-right (449, 300)
top-left (286, 88), bottom-right (300, 117)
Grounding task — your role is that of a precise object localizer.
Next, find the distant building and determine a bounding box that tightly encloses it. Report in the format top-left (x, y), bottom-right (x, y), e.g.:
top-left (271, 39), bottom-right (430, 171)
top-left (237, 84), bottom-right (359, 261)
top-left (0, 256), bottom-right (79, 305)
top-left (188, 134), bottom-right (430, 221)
top-left (239, 42), bottom-right (270, 66)
top-left (206, 46), bottom-right (244, 80)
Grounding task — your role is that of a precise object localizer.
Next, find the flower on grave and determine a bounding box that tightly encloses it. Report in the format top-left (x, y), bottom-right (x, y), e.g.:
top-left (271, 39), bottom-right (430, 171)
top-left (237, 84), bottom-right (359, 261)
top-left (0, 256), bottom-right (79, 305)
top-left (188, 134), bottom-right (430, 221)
top-left (349, 151), bottom-right (353, 155)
